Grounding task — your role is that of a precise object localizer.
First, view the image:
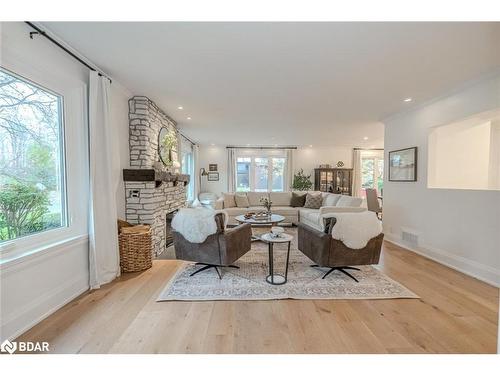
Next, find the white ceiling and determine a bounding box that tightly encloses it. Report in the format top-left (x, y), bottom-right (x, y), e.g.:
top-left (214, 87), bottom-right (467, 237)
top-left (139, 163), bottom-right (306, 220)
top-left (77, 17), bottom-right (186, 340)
top-left (43, 22), bottom-right (500, 147)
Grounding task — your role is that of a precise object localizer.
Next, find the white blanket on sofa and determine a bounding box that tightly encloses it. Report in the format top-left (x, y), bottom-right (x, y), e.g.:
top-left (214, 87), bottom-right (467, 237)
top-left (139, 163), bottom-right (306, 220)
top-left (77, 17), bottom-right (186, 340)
top-left (322, 211), bottom-right (382, 249)
top-left (171, 208), bottom-right (226, 243)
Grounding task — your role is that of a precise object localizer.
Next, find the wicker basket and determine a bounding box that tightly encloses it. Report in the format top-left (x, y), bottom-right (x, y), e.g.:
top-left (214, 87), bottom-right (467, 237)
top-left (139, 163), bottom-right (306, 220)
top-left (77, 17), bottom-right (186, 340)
top-left (118, 220), bottom-right (153, 273)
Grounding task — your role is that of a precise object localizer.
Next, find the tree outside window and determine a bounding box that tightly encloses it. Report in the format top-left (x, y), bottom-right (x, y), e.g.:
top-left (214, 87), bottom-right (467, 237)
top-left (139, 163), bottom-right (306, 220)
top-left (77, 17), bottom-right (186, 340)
top-left (0, 69), bottom-right (66, 243)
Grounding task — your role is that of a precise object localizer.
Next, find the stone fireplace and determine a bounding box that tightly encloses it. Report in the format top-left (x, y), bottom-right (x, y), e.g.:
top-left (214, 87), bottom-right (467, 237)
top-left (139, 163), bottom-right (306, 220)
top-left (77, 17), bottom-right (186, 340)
top-left (123, 96), bottom-right (190, 256)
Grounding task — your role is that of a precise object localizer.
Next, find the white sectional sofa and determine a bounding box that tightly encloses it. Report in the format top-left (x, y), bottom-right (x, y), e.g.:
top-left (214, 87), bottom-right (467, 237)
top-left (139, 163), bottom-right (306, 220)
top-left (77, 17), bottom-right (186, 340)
top-left (214, 191), bottom-right (365, 230)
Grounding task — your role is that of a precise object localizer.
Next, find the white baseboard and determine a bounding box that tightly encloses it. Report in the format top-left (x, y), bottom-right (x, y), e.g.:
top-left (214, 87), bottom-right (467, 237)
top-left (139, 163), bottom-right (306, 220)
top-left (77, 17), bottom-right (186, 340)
top-left (384, 233), bottom-right (500, 287)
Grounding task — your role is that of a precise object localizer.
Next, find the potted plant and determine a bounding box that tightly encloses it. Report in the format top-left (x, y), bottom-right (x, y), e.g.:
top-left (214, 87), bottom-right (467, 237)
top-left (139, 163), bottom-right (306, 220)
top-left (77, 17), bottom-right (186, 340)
top-left (292, 169), bottom-right (313, 191)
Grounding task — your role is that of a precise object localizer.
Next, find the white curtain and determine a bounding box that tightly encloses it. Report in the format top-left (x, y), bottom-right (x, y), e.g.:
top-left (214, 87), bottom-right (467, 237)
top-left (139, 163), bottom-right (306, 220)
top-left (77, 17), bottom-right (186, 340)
top-left (227, 148), bottom-right (236, 192)
top-left (88, 71), bottom-right (120, 289)
top-left (352, 149), bottom-right (363, 198)
top-left (193, 144), bottom-right (200, 199)
top-left (285, 149), bottom-right (295, 191)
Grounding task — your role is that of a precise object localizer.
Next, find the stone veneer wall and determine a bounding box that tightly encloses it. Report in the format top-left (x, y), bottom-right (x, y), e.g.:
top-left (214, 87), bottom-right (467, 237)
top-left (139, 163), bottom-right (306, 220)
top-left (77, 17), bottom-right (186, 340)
top-left (129, 96), bottom-right (177, 168)
top-left (125, 96), bottom-right (186, 256)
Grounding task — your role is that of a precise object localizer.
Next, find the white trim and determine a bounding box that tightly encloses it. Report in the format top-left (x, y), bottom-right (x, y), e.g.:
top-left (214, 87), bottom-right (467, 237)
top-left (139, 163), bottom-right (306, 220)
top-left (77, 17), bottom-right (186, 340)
top-left (0, 235), bottom-right (88, 271)
top-left (384, 233), bottom-right (500, 287)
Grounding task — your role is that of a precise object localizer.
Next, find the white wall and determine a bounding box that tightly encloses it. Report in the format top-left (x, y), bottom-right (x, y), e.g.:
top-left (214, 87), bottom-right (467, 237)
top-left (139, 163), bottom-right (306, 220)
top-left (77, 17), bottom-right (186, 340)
top-left (198, 145), bottom-right (228, 195)
top-left (198, 144), bottom-right (356, 196)
top-left (383, 74), bottom-right (500, 286)
top-left (0, 22), bottom-right (133, 340)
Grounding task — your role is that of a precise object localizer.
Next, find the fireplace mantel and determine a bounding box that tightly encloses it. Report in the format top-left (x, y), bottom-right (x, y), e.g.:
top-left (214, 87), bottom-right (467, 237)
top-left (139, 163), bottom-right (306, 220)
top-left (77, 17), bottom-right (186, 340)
top-left (123, 168), bottom-right (190, 188)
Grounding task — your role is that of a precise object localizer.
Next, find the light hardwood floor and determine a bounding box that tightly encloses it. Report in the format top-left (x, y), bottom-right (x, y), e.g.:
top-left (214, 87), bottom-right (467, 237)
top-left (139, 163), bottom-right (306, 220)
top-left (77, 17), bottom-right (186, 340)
top-left (18, 241), bottom-right (499, 353)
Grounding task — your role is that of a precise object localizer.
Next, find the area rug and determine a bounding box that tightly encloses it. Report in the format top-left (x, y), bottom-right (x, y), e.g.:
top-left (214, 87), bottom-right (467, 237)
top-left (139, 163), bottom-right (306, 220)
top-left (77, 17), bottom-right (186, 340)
top-left (157, 227), bottom-right (418, 301)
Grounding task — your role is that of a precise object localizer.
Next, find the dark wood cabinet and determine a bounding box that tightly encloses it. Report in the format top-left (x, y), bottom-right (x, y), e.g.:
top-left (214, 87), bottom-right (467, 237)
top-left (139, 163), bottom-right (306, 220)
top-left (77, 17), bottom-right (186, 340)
top-left (314, 168), bottom-right (353, 195)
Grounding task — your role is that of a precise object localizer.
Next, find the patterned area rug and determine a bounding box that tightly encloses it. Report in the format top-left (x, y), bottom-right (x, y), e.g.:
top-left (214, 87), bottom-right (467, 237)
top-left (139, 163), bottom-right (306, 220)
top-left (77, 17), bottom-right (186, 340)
top-left (157, 227), bottom-right (418, 301)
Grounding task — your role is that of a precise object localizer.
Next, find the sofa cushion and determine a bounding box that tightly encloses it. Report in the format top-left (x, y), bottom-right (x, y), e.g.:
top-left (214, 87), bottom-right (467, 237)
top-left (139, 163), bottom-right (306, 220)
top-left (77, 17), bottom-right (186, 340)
top-left (235, 194), bottom-right (250, 208)
top-left (291, 192), bottom-right (307, 207)
top-left (270, 192), bottom-right (292, 206)
top-left (247, 192), bottom-right (268, 206)
top-left (323, 193), bottom-right (341, 207)
top-left (304, 193), bottom-right (323, 209)
top-left (298, 208), bottom-right (319, 221)
top-left (222, 193), bottom-right (236, 208)
top-left (336, 195), bottom-right (363, 207)
top-left (271, 206), bottom-right (299, 215)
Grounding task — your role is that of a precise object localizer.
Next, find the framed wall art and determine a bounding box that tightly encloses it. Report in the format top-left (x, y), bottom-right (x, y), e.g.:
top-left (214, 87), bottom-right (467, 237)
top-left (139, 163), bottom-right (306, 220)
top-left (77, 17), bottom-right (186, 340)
top-left (389, 147), bottom-right (417, 182)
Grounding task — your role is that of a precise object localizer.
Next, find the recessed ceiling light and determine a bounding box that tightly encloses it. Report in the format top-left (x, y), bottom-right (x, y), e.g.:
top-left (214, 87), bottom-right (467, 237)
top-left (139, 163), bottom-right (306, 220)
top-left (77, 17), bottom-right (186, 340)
top-left (404, 98), bottom-right (412, 102)
top-left (363, 136), bottom-right (369, 141)
top-left (210, 143), bottom-right (215, 146)
top-left (177, 106), bottom-right (183, 110)
top-left (309, 145), bottom-right (313, 148)
top-left (187, 116), bottom-right (191, 120)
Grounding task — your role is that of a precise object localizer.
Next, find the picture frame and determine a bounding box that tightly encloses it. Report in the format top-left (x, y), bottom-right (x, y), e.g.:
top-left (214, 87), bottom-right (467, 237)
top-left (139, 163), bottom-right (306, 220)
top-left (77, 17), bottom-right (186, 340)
top-left (207, 172), bottom-right (219, 182)
top-left (389, 147), bottom-right (417, 182)
top-left (208, 163), bottom-right (218, 172)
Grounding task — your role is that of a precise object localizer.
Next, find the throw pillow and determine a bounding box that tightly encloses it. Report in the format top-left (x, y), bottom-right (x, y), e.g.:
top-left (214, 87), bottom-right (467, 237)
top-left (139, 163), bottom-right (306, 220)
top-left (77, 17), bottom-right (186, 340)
top-left (324, 193), bottom-right (341, 207)
top-left (235, 194), bottom-right (250, 208)
top-left (303, 193), bottom-right (323, 209)
top-left (222, 193), bottom-right (236, 208)
top-left (290, 192), bottom-right (307, 207)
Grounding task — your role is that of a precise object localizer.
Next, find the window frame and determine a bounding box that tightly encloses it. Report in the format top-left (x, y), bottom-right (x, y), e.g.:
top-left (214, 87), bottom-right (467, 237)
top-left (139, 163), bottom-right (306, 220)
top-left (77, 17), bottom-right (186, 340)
top-left (235, 151), bottom-right (287, 192)
top-left (0, 59), bottom-right (89, 262)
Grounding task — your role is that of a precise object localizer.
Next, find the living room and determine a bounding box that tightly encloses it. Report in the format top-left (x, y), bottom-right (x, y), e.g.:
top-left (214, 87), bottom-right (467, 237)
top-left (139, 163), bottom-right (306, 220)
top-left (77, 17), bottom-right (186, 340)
top-left (1, 1), bottom-right (499, 372)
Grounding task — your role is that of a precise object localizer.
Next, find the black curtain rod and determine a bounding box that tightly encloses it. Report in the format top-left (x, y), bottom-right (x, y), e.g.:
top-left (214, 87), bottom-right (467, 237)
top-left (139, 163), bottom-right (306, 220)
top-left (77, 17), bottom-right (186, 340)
top-left (25, 22), bottom-right (112, 83)
top-left (226, 146), bottom-right (297, 150)
top-left (179, 132), bottom-right (196, 146)
top-left (353, 148), bottom-right (384, 150)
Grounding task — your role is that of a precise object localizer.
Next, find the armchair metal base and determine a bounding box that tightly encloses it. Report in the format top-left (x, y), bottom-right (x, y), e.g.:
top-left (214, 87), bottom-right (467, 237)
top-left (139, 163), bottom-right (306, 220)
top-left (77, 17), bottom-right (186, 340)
top-left (190, 263), bottom-right (240, 279)
top-left (311, 265), bottom-right (361, 282)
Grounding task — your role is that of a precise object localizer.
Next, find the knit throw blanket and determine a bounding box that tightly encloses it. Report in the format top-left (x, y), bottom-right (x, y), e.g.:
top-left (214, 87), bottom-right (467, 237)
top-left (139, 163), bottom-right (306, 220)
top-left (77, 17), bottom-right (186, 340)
top-left (322, 211), bottom-right (382, 249)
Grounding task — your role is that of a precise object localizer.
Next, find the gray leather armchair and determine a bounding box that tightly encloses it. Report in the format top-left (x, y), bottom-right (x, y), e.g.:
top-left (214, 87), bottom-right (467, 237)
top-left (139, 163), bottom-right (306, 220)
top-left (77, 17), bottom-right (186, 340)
top-left (172, 213), bottom-right (252, 279)
top-left (298, 217), bottom-right (384, 282)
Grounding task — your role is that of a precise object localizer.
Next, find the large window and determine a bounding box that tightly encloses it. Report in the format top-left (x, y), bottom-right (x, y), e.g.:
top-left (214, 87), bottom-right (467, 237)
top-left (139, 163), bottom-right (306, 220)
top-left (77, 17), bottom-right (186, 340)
top-left (236, 155), bottom-right (286, 192)
top-left (358, 150), bottom-right (384, 197)
top-left (0, 69), bottom-right (66, 243)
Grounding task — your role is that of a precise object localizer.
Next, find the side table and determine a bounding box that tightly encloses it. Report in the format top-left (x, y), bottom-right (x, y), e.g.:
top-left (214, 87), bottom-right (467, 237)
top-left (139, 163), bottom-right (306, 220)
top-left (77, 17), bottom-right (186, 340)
top-left (260, 232), bottom-right (293, 285)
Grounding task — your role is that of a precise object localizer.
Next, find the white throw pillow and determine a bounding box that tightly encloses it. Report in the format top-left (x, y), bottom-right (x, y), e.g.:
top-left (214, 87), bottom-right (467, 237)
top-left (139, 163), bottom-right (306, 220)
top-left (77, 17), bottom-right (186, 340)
top-left (323, 193), bottom-right (341, 207)
top-left (235, 194), bottom-right (250, 208)
top-left (336, 195), bottom-right (362, 207)
top-left (222, 193), bottom-right (236, 208)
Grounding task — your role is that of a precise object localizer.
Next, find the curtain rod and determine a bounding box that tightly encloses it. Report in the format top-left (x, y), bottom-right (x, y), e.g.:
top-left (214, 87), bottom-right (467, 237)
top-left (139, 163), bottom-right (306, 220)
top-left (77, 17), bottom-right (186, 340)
top-left (25, 22), bottom-right (112, 83)
top-left (179, 132), bottom-right (196, 146)
top-left (226, 146), bottom-right (297, 150)
top-left (353, 148), bottom-right (384, 150)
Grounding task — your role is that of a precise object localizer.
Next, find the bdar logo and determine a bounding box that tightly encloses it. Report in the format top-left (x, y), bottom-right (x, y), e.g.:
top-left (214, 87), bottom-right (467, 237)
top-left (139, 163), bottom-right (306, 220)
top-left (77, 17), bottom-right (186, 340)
top-left (1, 339), bottom-right (17, 354)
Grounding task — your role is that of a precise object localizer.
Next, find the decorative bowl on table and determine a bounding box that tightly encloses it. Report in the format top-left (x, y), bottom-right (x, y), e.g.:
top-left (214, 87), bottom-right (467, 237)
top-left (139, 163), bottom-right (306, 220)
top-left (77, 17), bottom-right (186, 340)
top-left (270, 226), bottom-right (285, 238)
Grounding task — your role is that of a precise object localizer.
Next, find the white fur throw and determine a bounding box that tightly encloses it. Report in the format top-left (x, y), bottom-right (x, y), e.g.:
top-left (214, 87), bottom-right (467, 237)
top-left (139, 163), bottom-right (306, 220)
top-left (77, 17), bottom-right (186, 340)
top-left (322, 211), bottom-right (382, 249)
top-left (171, 208), bottom-right (226, 243)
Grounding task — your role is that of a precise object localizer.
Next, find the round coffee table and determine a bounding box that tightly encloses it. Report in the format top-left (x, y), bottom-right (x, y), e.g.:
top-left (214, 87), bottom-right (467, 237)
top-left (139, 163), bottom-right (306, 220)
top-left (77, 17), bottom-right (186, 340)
top-left (260, 232), bottom-right (293, 285)
top-left (235, 214), bottom-right (285, 241)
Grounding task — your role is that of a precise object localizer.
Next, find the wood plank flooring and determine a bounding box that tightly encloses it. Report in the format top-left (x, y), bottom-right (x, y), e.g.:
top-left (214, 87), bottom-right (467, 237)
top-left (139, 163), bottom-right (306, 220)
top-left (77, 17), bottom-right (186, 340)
top-left (18, 241), bottom-right (499, 353)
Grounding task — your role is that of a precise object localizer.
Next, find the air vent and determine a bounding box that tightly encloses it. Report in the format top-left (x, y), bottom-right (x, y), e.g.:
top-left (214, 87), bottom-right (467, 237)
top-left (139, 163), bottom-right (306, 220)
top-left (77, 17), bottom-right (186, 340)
top-left (401, 229), bottom-right (419, 247)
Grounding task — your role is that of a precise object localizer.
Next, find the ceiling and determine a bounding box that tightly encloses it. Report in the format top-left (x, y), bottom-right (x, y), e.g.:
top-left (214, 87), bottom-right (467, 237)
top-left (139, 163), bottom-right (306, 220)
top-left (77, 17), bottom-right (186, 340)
top-left (43, 22), bottom-right (500, 147)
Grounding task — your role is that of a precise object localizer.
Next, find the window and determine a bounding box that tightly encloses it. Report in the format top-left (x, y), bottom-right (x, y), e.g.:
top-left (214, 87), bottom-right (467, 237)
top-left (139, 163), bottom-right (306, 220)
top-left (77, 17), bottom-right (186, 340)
top-left (181, 151), bottom-right (194, 201)
top-left (359, 150), bottom-right (384, 197)
top-left (236, 157), bottom-right (251, 191)
top-left (0, 69), bottom-right (66, 244)
top-left (236, 155), bottom-right (287, 192)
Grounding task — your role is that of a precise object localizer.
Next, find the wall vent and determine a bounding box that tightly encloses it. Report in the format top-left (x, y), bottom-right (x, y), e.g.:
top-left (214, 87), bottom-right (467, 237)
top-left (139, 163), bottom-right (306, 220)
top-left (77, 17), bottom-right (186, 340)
top-left (401, 229), bottom-right (419, 247)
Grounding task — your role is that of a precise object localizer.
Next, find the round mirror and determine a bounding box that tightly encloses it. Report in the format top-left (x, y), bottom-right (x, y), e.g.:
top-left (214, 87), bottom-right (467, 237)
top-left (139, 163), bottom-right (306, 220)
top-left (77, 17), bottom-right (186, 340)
top-left (158, 127), bottom-right (177, 167)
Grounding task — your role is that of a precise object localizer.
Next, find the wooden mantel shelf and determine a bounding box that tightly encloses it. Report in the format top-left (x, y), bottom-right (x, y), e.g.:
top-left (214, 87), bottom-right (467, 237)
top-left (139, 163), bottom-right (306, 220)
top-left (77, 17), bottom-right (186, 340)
top-left (123, 169), bottom-right (190, 187)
